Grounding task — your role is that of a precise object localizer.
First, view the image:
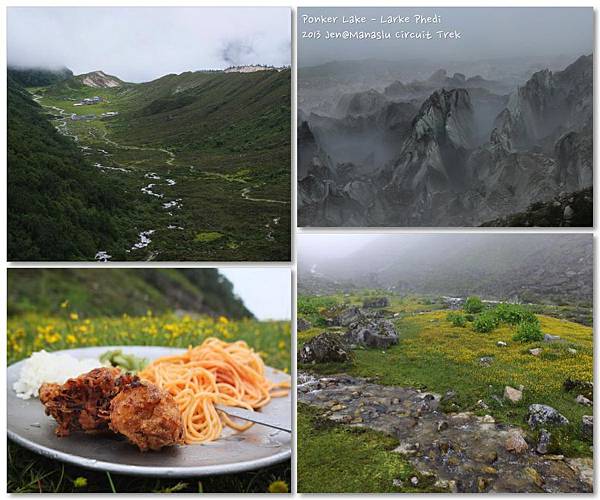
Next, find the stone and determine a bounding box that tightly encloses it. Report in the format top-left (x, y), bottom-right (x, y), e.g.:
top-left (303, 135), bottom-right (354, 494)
top-left (481, 466), bottom-right (497, 475)
top-left (525, 467), bottom-right (544, 488)
top-left (478, 356), bottom-right (494, 367)
top-left (393, 442), bottom-right (419, 455)
top-left (527, 404), bottom-right (569, 428)
top-left (563, 205), bottom-right (575, 220)
top-left (330, 404), bottom-right (345, 411)
top-left (576, 394), bottom-right (592, 406)
top-left (297, 318), bottom-right (312, 332)
top-left (477, 399), bottom-right (489, 409)
top-left (298, 332), bottom-right (352, 364)
top-left (581, 415), bottom-right (593, 439)
top-left (327, 306), bottom-right (363, 327)
top-left (410, 476), bottom-right (419, 486)
top-left (544, 333), bottom-right (562, 343)
top-left (529, 348), bottom-right (542, 356)
top-left (392, 479), bottom-right (404, 488)
top-left (437, 420), bottom-right (449, 432)
top-left (505, 430), bottom-right (528, 454)
top-left (568, 348), bottom-right (577, 354)
top-left (343, 318), bottom-right (399, 349)
top-left (563, 378), bottom-right (593, 400)
top-left (477, 477), bottom-right (488, 492)
top-left (504, 386), bottom-right (523, 403)
top-left (481, 414), bottom-right (495, 424)
top-left (362, 297), bottom-right (390, 308)
top-left (536, 429), bottom-right (551, 454)
top-left (497, 341), bottom-right (507, 347)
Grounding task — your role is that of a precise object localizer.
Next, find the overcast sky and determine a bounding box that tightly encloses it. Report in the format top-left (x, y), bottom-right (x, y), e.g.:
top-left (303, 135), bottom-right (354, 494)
top-left (219, 268), bottom-right (290, 321)
top-left (8, 7), bottom-right (290, 82)
top-left (299, 7), bottom-right (592, 67)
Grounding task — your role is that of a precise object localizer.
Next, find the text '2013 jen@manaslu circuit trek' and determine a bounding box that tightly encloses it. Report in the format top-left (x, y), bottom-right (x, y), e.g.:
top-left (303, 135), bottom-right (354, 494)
top-left (300, 13), bottom-right (462, 41)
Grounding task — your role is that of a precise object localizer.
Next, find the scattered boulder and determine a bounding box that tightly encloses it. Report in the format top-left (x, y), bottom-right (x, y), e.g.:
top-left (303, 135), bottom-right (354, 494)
top-left (581, 415), bottom-right (593, 439)
top-left (497, 341), bottom-right (507, 347)
top-left (363, 297), bottom-right (390, 308)
top-left (576, 394), bottom-right (592, 406)
top-left (544, 333), bottom-right (563, 343)
top-left (343, 319), bottom-right (399, 349)
top-left (527, 404), bottom-right (569, 428)
top-left (298, 332), bottom-right (352, 364)
top-left (410, 476), bottom-right (419, 486)
top-left (325, 306), bottom-right (363, 327)
top-left (563, 378), bottom-right (593, 401)
top-left (297, 318), bottom-right (312, 332)
top-left (504, 386), bottom-right (523, 403)
top-left (505, 430), bottom-right (528, 454)
top-left (478, 356), bottom-right (494, 367)
top-left (536, 429), bottom-right (551, 454)
top-left (529, 348), bottom-right (542, 356)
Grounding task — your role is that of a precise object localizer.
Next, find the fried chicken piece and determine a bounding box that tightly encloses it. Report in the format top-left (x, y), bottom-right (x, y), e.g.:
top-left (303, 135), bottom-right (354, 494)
top-left (40, 367), bottom-right (138, 437)
top-left (109, 383), bottom-right (184, 451)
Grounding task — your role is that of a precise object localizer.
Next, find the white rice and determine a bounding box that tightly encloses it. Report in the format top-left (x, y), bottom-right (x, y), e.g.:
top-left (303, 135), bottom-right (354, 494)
top-left (13, 350), bottom-right (104, 400)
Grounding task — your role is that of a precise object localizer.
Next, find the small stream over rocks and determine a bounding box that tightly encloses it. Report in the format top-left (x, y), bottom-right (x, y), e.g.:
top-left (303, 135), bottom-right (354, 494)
top-left (298, 372), bottom-right (592, 492)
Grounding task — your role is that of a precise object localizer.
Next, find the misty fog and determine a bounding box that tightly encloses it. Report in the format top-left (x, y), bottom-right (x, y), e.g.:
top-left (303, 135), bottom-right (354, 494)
top-left (8, 7), bottom-right (291, 82)
top-left (298, 234), bottom-right (593, 306)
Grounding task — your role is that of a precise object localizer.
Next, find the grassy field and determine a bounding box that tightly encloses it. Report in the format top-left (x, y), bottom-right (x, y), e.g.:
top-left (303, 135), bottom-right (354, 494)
top-left (297, 294), bottom-right (593, 491)
top-left (25, 69), bottom-right (291, 262)
top-left (7, 309), bottom-right (291, 493)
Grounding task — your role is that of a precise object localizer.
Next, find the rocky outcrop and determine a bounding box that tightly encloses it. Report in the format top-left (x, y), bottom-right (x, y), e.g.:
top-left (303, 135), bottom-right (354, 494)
top-left (363, 297), bottom-right (390, 308)
top-left (297, 318), bottom-right (312, 332)
top-left (77, 70), bottom-right (123, 88)
top-left (343, 318), bottom-right (399, 349)
top-left (298, 333), bottom-right (352, 364)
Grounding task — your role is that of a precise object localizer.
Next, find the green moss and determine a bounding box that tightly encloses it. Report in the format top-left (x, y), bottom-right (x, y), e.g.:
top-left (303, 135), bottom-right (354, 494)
top-left (297, 405), bottom-right (439, 493)
top-left (194, 231), bottom-right (224, 243)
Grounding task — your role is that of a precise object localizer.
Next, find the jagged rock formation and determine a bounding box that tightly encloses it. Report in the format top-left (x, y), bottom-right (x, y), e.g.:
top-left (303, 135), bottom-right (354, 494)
top-left (298, 55), bottom-right (592, 227)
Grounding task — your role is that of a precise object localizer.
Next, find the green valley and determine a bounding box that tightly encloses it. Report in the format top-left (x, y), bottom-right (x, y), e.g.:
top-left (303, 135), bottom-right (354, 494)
top-left (9, 68), bottom-right (291, 261)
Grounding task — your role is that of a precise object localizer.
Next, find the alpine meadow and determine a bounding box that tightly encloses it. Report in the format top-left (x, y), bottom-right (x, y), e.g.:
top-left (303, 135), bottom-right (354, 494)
top-left (7, 8), bottom-right (291, 262)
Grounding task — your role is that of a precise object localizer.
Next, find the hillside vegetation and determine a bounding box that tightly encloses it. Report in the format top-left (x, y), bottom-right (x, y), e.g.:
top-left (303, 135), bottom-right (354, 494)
top-left (8, 268), bottom-right (251, 318)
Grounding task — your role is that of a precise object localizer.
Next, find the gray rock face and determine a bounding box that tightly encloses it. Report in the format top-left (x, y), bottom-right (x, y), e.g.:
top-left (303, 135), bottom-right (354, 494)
top-left (297, 318), bottom-right (312, 332)
top-left (343, 319), bottom-right (399, 349)
top-left (527, 404), bottom-right (569, 428)
top-left (325, 306), bottom-right (363, 327)
top-left (298, 332), bottom-right (352, 364)
top-left (363, 297), bottom-right (390, 308)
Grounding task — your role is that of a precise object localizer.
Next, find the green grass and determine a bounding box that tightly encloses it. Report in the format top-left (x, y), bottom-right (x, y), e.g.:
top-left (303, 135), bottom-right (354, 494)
top-left (13, 69), bottom-right (291, 262)
top-left (7, 310), bottom-right (291, 493)
top-left (297, 405), bottom-right (441, 493)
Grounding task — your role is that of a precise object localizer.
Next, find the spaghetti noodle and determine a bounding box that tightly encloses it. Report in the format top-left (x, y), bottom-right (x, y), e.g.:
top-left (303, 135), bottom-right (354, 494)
top-left (138, 337), bottom-right (289, 444)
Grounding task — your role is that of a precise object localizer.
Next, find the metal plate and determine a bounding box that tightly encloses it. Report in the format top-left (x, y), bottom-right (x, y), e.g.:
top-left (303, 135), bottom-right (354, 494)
top-left (7, 346), bottom-right (291, 477)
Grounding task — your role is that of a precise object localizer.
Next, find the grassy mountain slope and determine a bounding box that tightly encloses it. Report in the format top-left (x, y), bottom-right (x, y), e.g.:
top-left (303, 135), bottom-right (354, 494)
top-left (7, 78), bottom-right (133, 260)
top-left (7, 66), bottom-right (73, 87)
top-left (7, 268), bottom-right (252, 318)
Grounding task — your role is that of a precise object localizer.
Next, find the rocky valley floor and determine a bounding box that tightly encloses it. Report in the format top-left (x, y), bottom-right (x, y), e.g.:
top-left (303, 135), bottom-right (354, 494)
top-left (296, 295), bottom-right (593, 493)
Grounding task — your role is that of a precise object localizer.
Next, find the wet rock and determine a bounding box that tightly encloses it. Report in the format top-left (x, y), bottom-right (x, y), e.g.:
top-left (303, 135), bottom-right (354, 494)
top-left (505, 430), bottom-right (528, 454)
top-left (362, 297), bottom-right (390, 308)
top-left (566, 457), bottom-right (593, 490)
top-left (497, 341), bottom-right (507, 347)
top-left (529, 348), bottom-right (542, 356)
top-left (297, 318), bottom-right (312, 332)
top-left (477, 477), bottom-right (489, 492)
top-left (298, 332), bottom-right (352, 364)
top-left (434, 479), bottom-right (457, 492)
top-left (525, 467), bottom-right (544, 489)
top-left (527, 404), bottom-right (569, 428)
top-left (536, 429), bottom-right (551, 454)
top-left (343, 319), bottom-right (399, 349)
top-left (576, 394), bottom-right (592, 406)
top-left (504, 386), bottom-right (523, 403)
top-left (581, 415), bottom-right (593, 438)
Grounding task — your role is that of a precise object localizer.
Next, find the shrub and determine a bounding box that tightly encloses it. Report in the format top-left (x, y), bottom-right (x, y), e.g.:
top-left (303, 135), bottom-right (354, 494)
top-left (473, 311), bottom-right (499, 333)
top-left (495, 303), bottom-right (536, 325)
top-left (464, 296), bottom-right (484, 314)
top-left (447, 311), bottom-right (466, 327)
top-left (465, 314), bottom-right (475, 322)
top-left (513, 318), bottom-right (543, 342)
